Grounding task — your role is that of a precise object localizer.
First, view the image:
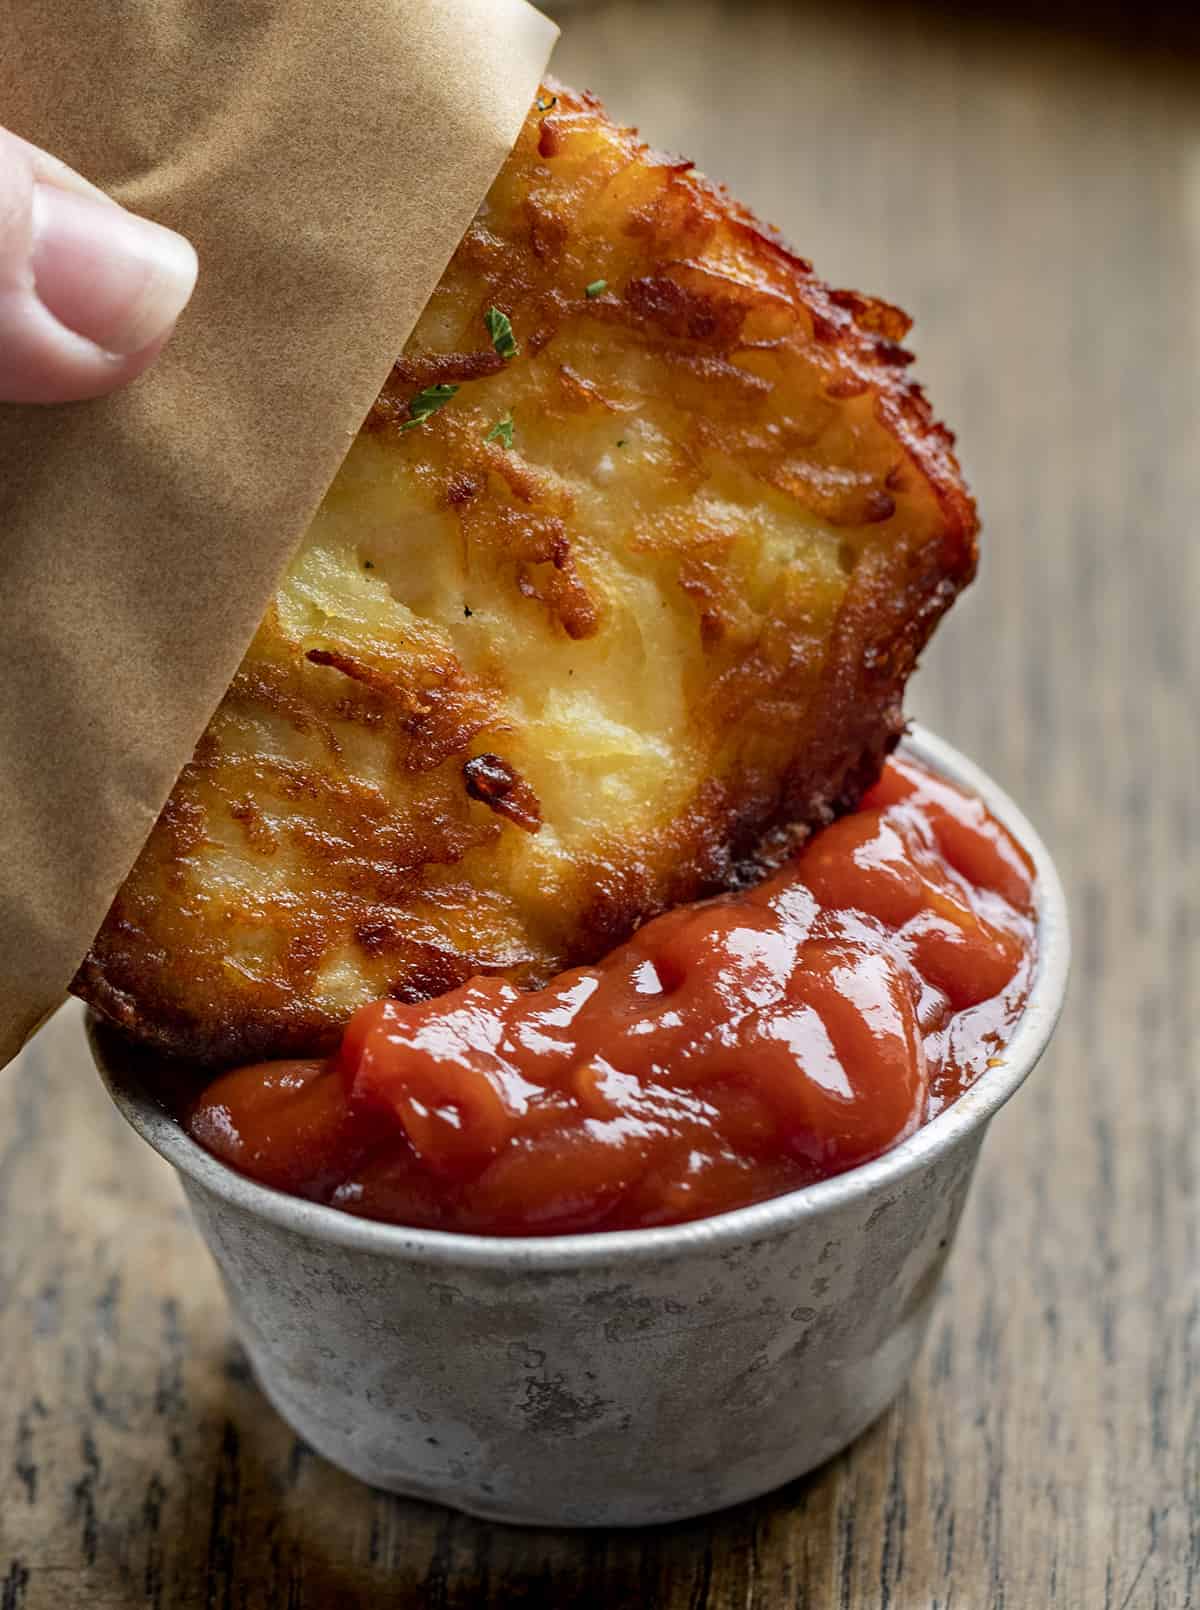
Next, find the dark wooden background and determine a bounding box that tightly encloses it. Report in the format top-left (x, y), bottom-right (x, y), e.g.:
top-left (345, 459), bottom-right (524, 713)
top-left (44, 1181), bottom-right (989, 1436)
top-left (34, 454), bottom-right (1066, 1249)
top-left (2, 2), bottom-right (1197, 1603)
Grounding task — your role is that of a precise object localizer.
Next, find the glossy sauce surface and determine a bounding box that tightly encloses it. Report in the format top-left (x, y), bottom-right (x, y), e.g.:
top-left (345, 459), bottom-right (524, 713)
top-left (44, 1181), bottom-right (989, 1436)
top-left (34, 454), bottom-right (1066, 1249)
top-left (185, 759), bottom-right (1037, 1235)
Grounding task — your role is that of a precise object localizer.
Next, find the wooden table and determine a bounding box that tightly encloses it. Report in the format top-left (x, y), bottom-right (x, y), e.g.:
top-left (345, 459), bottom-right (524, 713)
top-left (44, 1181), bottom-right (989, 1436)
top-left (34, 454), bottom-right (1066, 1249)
top-left (2, 3), bottom-right (1196, 1603)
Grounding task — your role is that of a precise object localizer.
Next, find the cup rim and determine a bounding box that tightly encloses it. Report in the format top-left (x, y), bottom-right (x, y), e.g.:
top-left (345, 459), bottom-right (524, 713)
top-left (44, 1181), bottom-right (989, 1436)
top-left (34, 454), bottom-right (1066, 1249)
top-left (90, 724), bottom-right (1070, 1270)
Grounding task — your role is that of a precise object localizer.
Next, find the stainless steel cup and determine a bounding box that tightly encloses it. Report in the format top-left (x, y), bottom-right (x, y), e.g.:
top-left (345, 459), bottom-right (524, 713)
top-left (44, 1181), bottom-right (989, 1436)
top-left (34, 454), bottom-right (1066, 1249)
top-left (90, 726), bottom-right (1069, 1527)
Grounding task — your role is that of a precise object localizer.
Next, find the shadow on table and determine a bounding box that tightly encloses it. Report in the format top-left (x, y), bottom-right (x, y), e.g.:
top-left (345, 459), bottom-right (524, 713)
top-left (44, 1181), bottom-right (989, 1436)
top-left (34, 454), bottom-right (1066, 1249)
top-left (221, 1364), bottom-right (854, 1609)
top-left (268, 1478), bottom-right (821, 1609)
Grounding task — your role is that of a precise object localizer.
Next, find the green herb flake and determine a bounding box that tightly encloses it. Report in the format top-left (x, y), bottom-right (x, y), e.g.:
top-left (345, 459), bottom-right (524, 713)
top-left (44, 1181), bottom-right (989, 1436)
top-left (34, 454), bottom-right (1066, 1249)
top-left (536, 93), bottom-right (558, 113)
top-left (616, 438), bottom-right (628, 448)
top-left (363, 560), bottom-right (375, 570)
top-left (485, 306), bottom-right (519, 360)
top-left (399, 382), bottom-right (458, 432)
top-left (485, 412), bottom-right (515, 450)
top-left (585, 278), bottom-right (607, 298)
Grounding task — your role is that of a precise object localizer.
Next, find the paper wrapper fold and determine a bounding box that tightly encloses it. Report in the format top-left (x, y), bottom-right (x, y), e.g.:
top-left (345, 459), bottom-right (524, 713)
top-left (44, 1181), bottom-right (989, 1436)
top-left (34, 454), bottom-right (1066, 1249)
top-left (0, 0), bottom-right (557, 1069)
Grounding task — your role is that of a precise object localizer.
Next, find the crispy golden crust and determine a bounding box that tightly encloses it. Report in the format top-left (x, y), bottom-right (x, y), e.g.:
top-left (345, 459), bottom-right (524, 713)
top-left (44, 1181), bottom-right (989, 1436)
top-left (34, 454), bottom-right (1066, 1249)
top-left (73, 83), bottom-right (978, 1066)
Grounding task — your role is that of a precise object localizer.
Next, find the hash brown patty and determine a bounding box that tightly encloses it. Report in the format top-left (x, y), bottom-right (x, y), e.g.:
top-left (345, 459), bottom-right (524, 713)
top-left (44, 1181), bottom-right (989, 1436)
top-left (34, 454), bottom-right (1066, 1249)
top-left (74, 83), bottom-right (978, 1064)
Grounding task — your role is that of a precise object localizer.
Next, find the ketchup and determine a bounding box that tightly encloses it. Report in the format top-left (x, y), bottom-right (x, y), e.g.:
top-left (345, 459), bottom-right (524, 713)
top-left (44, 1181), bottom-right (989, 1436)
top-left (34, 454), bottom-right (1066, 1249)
top-left (185, 758), bottom-right (1037, 1235)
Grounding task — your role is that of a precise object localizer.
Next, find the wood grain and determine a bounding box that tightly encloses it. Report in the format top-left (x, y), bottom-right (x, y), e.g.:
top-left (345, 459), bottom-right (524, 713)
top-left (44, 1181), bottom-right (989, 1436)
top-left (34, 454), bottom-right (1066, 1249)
top-left (2, 2), bottom-right (1197, 1603)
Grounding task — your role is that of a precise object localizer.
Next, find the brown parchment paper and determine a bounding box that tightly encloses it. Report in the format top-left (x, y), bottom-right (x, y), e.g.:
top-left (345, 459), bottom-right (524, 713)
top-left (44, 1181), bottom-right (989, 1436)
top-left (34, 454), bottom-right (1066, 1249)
top-left (0, 0), bottom-right (558, 1070)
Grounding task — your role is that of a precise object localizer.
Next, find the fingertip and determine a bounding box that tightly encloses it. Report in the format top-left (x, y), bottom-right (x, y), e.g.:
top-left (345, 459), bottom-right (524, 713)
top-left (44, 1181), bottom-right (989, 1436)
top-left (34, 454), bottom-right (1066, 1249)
top-left (0, 129), bottom-right (197, 404)
top-left (32, 185), bottom-right (198, 357)
top-left (0, 289), bottom-right (182, 405)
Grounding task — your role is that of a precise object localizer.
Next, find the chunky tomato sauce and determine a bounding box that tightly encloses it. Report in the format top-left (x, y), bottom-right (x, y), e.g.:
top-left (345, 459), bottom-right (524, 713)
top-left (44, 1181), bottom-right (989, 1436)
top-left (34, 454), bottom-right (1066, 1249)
top-left (183, 759), bottom-right (1037, 1235)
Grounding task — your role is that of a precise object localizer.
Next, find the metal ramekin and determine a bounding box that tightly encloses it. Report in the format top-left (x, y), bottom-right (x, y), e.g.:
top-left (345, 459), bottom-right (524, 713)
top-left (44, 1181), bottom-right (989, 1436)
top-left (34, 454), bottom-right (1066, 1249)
top-left (89, 726), bottom-right (1069, 1527)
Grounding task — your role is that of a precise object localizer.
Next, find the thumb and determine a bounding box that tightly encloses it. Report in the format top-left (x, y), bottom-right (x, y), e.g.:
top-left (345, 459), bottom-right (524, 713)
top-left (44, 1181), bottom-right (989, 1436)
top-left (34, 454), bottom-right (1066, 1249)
top-left (0, 128), bottom-right (197, 405)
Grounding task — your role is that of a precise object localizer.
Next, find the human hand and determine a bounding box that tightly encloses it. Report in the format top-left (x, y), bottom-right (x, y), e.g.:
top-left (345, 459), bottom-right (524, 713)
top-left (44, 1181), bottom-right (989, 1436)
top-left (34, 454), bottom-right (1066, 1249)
top-left (0, 127), bottom-right (197, 404)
